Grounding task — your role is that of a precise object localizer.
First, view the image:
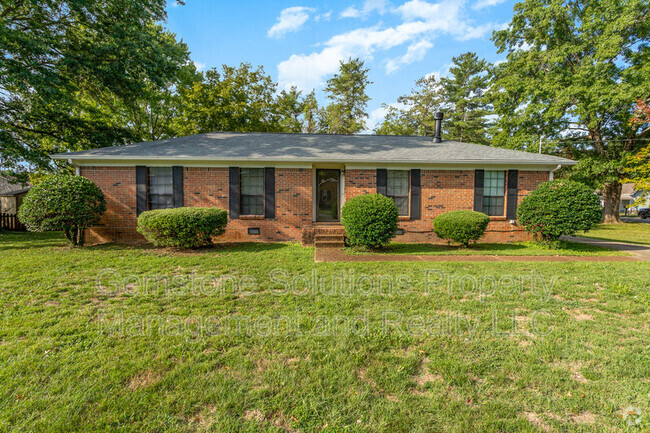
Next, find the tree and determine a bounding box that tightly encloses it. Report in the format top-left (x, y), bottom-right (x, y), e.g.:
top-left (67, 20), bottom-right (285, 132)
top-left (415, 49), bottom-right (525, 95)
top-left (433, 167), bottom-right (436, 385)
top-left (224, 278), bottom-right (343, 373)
top-left (490, 0), bottom-right (650, 223)
top-left (177, 63), bottom-right (281, 134)
top-left (0, 0), bottom-right (190, 180)
top-left (625, 100), bottom-right (650, 204)
top-left (438, 52), bottom-right (492, 144)
top-left (374, 75), bottom-right (441, 137)
top-left (18, 175), bottom-right (106, 246)
top-left (322, 58), bottom-right (372, 134)
top-left (277, 86), bottom-right (305, 133)
top-left (373, 105), bottom-right (417, 135)
top-left (302, 90), bottom-right (320, 134)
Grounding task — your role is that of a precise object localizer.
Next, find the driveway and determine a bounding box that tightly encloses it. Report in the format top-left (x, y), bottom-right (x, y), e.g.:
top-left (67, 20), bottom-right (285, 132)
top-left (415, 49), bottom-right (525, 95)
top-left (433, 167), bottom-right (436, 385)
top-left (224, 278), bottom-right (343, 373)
top-left (621, 217), bottom-right (650, 224)
top-left (562, 235), bottom-right (650, 261)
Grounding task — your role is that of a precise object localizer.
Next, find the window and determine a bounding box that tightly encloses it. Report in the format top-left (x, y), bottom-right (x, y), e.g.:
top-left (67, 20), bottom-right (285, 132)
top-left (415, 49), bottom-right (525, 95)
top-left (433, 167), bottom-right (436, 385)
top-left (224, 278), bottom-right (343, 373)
top-left (483, 170), bottom-right (505, 216)
top-left (387, 170), bottom-right (409, 216)
top-left (240, 168), bottom-right (264, 215)
top-left (148, 167), bottom-right (173, 210)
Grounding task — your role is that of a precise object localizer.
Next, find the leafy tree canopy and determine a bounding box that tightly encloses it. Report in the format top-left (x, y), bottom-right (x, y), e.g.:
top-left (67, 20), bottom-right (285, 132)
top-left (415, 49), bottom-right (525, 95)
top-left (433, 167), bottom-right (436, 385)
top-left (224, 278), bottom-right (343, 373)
top-left (0, 0), bottom-right (191, 179)
top-left (490, 0), bottom-right (650, 222)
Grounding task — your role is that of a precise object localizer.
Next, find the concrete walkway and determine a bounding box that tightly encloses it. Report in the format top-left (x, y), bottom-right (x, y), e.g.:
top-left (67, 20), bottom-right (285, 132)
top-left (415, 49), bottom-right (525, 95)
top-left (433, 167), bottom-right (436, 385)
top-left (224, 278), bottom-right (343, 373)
top-left (562, 235), bottom-right (650, 261)
top-left (314, 248), bottom-right (639, 263)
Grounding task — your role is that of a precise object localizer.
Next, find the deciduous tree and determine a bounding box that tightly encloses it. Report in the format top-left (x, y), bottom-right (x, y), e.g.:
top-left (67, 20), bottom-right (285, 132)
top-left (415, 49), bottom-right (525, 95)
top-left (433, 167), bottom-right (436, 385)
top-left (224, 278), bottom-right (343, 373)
top-left (490, 0), bottom-right (650, 223)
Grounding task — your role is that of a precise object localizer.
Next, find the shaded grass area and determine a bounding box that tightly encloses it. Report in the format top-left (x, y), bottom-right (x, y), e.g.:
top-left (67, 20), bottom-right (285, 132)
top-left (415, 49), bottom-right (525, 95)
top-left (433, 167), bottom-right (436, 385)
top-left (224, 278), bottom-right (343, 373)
top-left (578, 222), bottom-right (650, 246)
top-left (0, 231), bottom-right (649, 432)
top-left (346, 241), bottom-right (626, 256)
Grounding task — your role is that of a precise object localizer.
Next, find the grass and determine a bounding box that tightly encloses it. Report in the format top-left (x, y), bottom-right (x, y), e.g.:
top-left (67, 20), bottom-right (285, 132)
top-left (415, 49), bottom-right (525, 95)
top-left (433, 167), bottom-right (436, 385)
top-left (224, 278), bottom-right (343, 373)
top-left (346, 241), bottom-right (627, 256)
top-left (1, 231), bottom-right (649, 432)
top-left (578, 222), bottom-right (650, 246)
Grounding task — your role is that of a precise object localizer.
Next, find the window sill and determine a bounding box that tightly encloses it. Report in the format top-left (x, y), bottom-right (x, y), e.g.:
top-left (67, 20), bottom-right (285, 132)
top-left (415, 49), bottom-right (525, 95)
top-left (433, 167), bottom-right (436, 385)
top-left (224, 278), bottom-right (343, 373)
top-left (239, 215), bottom-right (265, 220)
top-left (398, 216), bottom-right (411, 221)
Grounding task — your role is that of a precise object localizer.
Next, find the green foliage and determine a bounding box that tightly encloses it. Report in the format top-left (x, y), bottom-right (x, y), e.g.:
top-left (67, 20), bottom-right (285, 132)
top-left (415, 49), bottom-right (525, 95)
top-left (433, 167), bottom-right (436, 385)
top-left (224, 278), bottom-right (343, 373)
top-left (0, 0), bottom-right (190, 173)
top-left (177, 63), bottom-right (281, 134)
top-left (321, 58), bottom-right (372, 134)
top-left (277, 86), bottom-right (305, 133)
top-left (302, 90), bottom-right (320, 134)
top-left (18, 175), bottom-right (106, 246)
top-left (489, 0), bottom-right (650, 221)
top-left (375, 52), bottom-right (492, 142)
top-left (341, 194), bottom-right (399, 248)
top-left (433, 210), bottom-right (490, 247)
top-left (517, 180), bottom-right (602, 242)
top-left (137, 207), bottom-right (228, 248)
top-left (438, 52), bottom-right (491, 144)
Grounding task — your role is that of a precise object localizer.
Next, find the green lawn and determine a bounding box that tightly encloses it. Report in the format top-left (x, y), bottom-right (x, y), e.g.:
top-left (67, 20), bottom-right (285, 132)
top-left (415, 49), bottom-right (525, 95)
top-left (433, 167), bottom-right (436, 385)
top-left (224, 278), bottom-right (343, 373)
top-left (578, 222), bottom-right (650, 246)
top-left (346, 241), bottom-right (626, 256)
top-left (1, 232), bottom-right (649, 432)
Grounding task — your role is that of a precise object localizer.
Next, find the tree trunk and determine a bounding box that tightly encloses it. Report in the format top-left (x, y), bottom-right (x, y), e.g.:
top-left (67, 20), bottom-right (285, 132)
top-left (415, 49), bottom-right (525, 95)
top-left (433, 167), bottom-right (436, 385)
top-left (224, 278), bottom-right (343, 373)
top-left (602, 182), bottom-right (622, 224)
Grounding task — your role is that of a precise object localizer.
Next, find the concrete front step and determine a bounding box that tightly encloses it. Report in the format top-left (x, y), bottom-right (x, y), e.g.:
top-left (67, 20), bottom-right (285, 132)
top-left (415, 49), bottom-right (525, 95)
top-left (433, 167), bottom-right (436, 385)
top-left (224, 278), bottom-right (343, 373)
top-left (314, 241), bottom-right (345, 248)
top-left (314, 234), bottom-right (344, 242)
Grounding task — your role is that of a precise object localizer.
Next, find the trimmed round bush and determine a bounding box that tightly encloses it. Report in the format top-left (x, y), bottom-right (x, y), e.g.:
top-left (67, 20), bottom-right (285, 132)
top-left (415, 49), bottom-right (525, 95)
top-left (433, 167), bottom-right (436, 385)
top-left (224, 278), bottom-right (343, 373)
top-left (18, 174), bottom-right (106, 246)
top-left (517, 180), bottom-right (602, 242)
top-left (341, 194), bottom-right (399, 248)
top-left (137, 207), bottom-right (228, 248)
top-left (433, 210), bottom-right (490, 247)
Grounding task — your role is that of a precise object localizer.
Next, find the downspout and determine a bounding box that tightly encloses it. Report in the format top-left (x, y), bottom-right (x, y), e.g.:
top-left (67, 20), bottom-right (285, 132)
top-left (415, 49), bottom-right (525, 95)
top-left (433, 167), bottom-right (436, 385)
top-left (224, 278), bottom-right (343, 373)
top-left (549, 164), bottom-right (561, 181)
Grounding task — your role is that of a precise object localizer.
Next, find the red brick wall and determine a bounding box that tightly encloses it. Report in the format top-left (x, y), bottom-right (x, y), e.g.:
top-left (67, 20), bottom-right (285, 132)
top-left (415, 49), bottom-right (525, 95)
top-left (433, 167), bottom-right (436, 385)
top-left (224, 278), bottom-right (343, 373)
top-left (81, 166), bottom-right (312, 244)
top-left (82, 166), bottom-right (548, 245)
top-left (344, 169), bottom-right (549, 244)
top-left (80, 166), bottom-right (139, 243)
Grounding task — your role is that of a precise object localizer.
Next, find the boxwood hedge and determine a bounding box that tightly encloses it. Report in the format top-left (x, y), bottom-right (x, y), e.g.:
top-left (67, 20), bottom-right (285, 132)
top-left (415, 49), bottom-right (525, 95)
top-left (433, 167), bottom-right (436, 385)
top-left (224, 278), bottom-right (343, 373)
top-left (341, 194), bottom-right (399, 248)
top-left (433, 210), bottom-right (490, 247)
top-left (137, 207), bottom-right (228, 248)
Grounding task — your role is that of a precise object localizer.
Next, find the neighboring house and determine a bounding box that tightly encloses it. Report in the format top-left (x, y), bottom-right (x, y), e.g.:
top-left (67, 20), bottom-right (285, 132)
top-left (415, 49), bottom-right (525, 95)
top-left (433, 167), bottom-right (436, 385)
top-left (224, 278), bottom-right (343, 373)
top-left (0, 177), bottom-right (30, 215)
top-left (619, 183), bottom-right (650, 214)
top-left (51, 117), bottom-right (576, 244)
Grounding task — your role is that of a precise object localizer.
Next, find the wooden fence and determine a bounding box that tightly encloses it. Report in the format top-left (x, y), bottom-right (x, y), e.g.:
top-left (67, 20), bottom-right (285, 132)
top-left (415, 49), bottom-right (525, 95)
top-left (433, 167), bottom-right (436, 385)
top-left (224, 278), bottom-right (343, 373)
top-left (0, 213), bottom-right (26, 231)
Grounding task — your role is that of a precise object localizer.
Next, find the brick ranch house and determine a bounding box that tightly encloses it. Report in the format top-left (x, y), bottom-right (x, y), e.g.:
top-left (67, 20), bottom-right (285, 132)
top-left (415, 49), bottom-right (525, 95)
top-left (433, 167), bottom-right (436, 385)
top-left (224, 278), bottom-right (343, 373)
top-left (52, 120), bottom-right (575, 245)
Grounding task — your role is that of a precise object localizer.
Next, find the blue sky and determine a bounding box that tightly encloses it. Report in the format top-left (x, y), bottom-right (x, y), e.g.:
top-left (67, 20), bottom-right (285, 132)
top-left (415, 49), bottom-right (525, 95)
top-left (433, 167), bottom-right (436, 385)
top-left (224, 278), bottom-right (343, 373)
top-left (165, 0), bottom-right (515, 129)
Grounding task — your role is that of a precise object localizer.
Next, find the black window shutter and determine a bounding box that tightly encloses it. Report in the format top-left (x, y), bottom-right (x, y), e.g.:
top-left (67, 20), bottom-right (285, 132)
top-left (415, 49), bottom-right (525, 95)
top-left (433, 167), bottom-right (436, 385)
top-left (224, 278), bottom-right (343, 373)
top-left (410, 169), bottom-right (421, 220)
top-left (136, 166), bottom-right (147, 216)
top-left (172, 166), bottom-right (184, 208)
top-left (473, 169), bottom-right (484, 212)
top-left (506, 169), bottom-right (519, 219)
top-left (264, 167), bottom-right (275, 219)
top-left (229, 167), bottom-right (240, 219)
top-left (376, 169), bottom-right (387, 196)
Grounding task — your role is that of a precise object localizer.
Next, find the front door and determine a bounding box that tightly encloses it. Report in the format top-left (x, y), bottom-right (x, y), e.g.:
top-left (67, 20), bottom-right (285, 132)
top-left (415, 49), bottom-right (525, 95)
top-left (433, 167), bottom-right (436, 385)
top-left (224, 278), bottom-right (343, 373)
top-left (316, 169), bottom-right (340, 222)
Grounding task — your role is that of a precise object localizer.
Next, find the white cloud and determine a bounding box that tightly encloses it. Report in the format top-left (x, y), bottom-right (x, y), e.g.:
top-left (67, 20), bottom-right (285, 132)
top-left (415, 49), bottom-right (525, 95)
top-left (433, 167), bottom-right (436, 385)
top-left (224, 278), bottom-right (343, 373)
top-left (340, 0), bottom-right (388, 19)
top-left (278, 0), bottom-right (498, 90)
top-left (386, 39), bottom-right (433, 73)
top-left (193, 61), bottom-right (206, 71)
top-left (473, 0), bottom-right (508, 10)
top-left (267, 6), bottom-right (315, 38)
top-left (314, 11), bottom-right (332, 21)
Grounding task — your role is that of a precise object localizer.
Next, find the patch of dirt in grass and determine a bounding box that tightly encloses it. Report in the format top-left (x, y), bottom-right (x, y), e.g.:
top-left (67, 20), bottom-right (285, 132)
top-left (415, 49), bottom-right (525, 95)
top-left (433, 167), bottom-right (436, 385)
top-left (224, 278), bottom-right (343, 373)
top-left (243, 409), bottom-right (265, 422)
top-left (127, 370), bottom-right (164, 390)
top-left (186, 404), bottom-right (217, 429)
top-left (571, 411), bottom-right (597, 424)
top-left (567, 309), bottom-right (594, 321)
top-left (522, 411), bottom-right (551, 432)
top-left (553, 361), bottom-right (589, 384)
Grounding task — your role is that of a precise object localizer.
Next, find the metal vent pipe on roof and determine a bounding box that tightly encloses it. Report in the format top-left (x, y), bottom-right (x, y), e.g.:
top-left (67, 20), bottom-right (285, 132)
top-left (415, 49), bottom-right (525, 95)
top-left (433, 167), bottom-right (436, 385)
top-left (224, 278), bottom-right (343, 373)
top-left (433, 112), bottom-right (443, 143)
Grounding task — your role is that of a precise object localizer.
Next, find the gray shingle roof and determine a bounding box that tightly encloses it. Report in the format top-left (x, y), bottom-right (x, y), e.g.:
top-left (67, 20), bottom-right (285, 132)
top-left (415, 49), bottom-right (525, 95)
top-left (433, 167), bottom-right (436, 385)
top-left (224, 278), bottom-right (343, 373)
top-left (0, 177), bottom-right (30, 196)
top-left (51, 132), bottom-right (575, 166)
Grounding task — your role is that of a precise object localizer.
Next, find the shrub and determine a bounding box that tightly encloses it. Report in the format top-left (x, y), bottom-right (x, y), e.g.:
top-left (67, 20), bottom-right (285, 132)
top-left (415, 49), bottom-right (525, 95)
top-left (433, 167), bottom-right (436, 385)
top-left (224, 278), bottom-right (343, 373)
top-left (341, 194), bottom-right (399, 248)
top-left (137, 207), bottom-right (228, 248)
top-left (433, 210), bottom-right (489, 247)
top-left (18, 175), bottom-right (106, 246)
top-left (517, 180), bottom-right (602, 242)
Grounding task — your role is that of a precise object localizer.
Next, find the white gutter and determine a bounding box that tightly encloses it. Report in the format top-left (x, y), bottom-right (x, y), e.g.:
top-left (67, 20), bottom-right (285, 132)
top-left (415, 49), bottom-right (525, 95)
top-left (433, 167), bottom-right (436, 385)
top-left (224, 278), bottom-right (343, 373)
top-left (549, 164), bottom-right (561, 180)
